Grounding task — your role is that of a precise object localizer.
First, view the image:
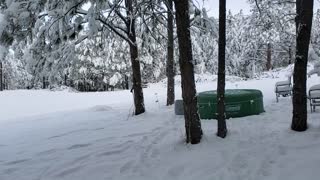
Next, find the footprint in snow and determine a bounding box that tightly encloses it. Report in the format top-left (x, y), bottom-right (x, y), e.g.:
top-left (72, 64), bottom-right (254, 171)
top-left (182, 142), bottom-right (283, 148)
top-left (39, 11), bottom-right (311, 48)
top-left (4, 159), bottom-right (31, 166)
top-left (36, 149), bottom-right (57, 156)
top-left (54, 165), bottom-right (83, 178)
top-left (98, 149), bottom-right (126, 157)
top-left (89, 105), bottom-right (113, 112)
top-left (120, 160), bottom-right (135, 173)
top-left (48, 129), bottom-right (88, 139)
top-left (231, 154), bottom-right (249, 171)
top-left (167, 165), bottom-right (185, 177)
top-left (278, 145), bottom-right (287, 156)
top-left (97, 142), bottom-right (131, 157)
top-left (69, 154), bottom-right (92, 164)
top-left (151, 148), bottom-right (160, 158)
top-left (258, 159), bottom-right (274, 177)
top-left (92, 127), bottom-right (105, 131)
top-left (67, 143), bottom-right (91, 150)
top-left (3, 167), bottom-right (19, 174)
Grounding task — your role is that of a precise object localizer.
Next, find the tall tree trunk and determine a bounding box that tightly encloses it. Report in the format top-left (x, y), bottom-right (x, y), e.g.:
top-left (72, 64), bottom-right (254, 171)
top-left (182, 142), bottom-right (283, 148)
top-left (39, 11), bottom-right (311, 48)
top-left (166, 0), bottom-right (175, 106)
top-left (291, 0), bottom-right (313, 131)
top-left (126, 0), bottom-right (145, 115)
top-left (125, 75), bottom-right (129, 90)
top-left (3, 74), bottom-right (6, 90)
top-left (217, 0), bottom-right (228, 138)
top-left (64, 74), bottom-right (68, 86)
top-left (0, 62), bottom-right (2, 91)
top-left (266, 43), bottom-right (272, 70)
top-left (288, 45), bottom-right (292, 65)
top-left (173, 0), bottom-right (202, 144)
top-left (42, 76), bottom-right (46, 89)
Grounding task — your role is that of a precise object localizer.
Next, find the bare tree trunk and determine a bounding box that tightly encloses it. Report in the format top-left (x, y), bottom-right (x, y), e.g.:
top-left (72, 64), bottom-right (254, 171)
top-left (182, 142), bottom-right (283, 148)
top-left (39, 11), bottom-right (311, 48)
top-left (3, 74), bottom-right (7, 90)
top-left (288, 45), bottom-right (292, 65)
top-left (42, 76), bottom-right (46, 89)
top-left (0, 62), bottom-right (2, 91)
top-left (217, 0), bottom-right (228, 138)
top-left (64, 74), bottom-right (68, 86)
top-left (166, 0), bottom-right (175, 106)
top-left (291, 0), bottom-right (314, 131)
top-left (266, 43), bottom-right (272, 70)
top-left (124, 75), bottom-right (129, 90)
top-left (174, 0), bottom-right (202, 144)
top-left (126, 0), bottom-right (145, 115)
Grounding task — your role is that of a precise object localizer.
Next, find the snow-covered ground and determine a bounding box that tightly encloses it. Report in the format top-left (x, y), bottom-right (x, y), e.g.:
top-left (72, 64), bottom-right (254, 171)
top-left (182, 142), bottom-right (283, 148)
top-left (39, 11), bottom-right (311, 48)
top-left (1, 66), bottom-right (320, 180)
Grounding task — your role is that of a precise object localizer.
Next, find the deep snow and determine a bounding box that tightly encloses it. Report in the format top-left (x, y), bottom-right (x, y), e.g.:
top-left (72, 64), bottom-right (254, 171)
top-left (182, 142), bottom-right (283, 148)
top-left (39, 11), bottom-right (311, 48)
top-left (1, 66), bottom-right (320, 180)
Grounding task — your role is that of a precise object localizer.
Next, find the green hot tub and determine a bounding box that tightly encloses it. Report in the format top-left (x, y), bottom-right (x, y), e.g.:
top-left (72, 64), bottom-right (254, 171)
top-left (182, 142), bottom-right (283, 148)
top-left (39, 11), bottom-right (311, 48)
top-left (197, 89), bottom-right (265, 119)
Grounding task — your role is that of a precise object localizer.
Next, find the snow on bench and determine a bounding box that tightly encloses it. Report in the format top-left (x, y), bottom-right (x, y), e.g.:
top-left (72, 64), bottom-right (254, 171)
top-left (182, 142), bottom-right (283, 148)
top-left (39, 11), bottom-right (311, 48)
top-left (276, 85), bottom-right (291, 93)
top-left (309, 85), bottom-right (320, 98)
top-left (275, 80), bottom-right (291, 87)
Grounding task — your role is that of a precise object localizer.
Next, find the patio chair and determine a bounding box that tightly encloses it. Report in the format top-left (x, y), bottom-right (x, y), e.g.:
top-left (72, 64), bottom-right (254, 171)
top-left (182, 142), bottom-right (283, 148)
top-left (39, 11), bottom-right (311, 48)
top-left (275, 76), bottom-right (292, 102)
top-left (308, 84), bottom-right (320, 112)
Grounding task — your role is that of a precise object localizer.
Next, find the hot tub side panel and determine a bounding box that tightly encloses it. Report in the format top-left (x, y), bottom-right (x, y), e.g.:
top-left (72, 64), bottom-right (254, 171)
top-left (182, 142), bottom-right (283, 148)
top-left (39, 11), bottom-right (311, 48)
top-left (197, 90), bottom-right (264, 119)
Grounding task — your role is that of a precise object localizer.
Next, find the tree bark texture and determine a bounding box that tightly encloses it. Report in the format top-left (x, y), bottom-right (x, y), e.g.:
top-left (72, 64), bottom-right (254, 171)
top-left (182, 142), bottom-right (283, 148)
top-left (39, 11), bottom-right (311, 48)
top-left (166, 0), bottom-right (175, 106)
top-left (64, 74), bottom-right (68, 86)
top-left (0, 62), bottom-right (2, 91)
top-left (126, 0), bottom-right (145, 115)
top-left (291, 0), bottom-right (313, 131)
top-left (217, 0), bottom-right (228, 138)
top-left (42, 76), bottom-right (46, 89)
top-left (174, 0), bottom-right (202, 144)
top-left (289, 45), bottom-right (292, 65)
top-left (266, 43), bottom-right (272, 70)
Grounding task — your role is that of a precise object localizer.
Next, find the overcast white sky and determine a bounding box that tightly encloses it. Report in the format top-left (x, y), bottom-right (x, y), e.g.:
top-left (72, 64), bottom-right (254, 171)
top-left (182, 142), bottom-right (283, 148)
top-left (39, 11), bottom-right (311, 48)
top-left (201, 0), bottom-right (250, 17)
top-left (201, 0), bottom-right (320, 17)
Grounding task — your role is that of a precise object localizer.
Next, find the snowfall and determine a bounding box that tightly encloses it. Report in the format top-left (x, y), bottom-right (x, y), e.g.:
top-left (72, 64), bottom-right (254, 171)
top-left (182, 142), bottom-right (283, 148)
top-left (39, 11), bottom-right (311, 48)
top-left (1, 65), bottom-right (320, 180)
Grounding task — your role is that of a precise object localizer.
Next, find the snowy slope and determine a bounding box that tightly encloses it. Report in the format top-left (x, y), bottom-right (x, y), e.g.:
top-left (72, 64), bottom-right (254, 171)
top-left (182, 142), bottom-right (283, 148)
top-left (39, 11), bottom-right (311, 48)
top-left (1, 66), bottom-right (320, 180)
